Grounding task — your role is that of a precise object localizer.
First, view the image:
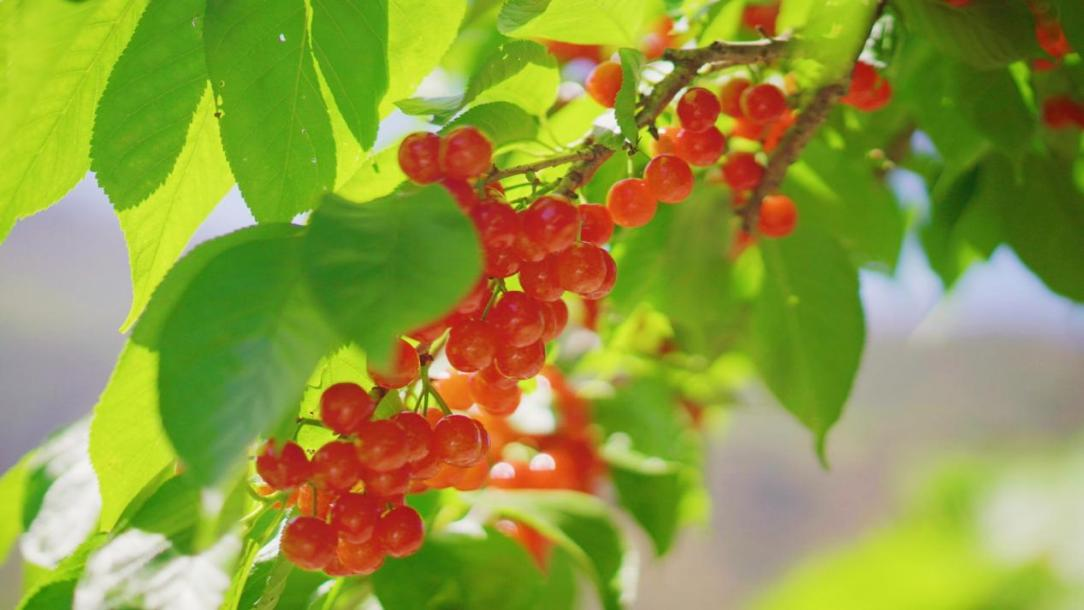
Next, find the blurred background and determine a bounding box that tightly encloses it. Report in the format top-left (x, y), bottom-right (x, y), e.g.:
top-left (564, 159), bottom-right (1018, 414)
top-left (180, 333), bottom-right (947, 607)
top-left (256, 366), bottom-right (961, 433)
top-left (2, 169), bottom-right (1083, 608)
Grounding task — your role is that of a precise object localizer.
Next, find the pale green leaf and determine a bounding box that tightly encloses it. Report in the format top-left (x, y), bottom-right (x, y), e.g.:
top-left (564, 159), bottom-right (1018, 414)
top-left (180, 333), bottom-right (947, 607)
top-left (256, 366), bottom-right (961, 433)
top-left (498, 0), bottom-right (649, 47)
top-left (382, 0), bottom-right (468, 113)
top-left (894, 0), bottom-right (1040, 70)
top-left (614, 49), bottom-right (645, 148)
top-left (0, 452), bottom-right (33, 560)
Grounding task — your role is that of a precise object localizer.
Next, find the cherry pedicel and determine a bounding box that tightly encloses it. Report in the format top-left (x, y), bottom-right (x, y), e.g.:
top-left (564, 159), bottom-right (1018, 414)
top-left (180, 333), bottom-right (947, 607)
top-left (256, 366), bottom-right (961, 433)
top-left (585, 60), bottom-right (623, 108)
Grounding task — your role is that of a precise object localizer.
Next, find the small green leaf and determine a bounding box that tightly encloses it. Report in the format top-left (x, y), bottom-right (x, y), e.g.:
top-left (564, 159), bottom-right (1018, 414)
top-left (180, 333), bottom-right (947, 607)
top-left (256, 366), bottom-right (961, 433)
top-left (151, 227), bottom-right (340, 485)
top-left (302, 186), bottom-right (483, 366)
top-left (90, 0), bottom-right (209, 209)
top-left (894, 0), bottom-right (1039, 70)
top-left (0, 452), bottom-right (32, 560)
top-left (204, 0), bottom-right (336, 221)
top-left (614, 49), bottom-right (645, 148)
top-left (751, 224), bottom-right (866, 461)
top-left (311, 0), bottom-right (388, 150)
top-left (498, 0), bottom-right (649, 47)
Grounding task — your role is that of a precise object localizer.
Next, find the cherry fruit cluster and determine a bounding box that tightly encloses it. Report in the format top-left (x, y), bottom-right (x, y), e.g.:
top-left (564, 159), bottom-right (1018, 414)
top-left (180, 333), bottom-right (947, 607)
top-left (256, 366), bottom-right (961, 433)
top-left (258, 379), bottom-right (490, 575)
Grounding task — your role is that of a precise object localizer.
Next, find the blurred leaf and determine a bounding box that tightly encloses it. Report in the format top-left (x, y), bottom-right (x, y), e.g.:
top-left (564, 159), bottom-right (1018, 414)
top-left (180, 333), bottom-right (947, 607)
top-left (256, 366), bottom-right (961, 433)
top-left (90, 0), bottom-right (208, 209)
top-left (952, 64), bottom-right (1033, 156)
top-left (382, 0), bottom-right (468, 113)
top-left (751, 224), bottom-right (865, 461)
top-left (445, 102), bottom-right (541, 148)
top-left (302, 186), bottom-right (482, 366)
top-left (790, 0), bottom-right (879, 87)
top-left (894, 0), bottom-right (1039, 69)
top-left (701, 0), bottom-right (747, 43)
top-left (1054, 0), bottom-right (1084, 54)
top-left (204, 0), bottom-right (336, 221)
top-left (920, 161), bottom-right (1003, 289)
top-left (0, 452), bottom-right (32, 560)
top-left (238, 555), bottom-right (328, 610)
top-left (615, 49), bottom-right (645, 148)
top-left (17, 580), bottom-right (77, 610)
top-left (337, 143), bottom-right (406, 202)
top-left (498, 0), bottom-right (648, 46)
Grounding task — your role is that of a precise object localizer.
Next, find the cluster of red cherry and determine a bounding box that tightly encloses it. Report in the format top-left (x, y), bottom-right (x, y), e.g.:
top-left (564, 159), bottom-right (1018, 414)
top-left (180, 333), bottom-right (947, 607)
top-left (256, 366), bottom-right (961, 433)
top-left (259, 369), bottom-right (490, 574)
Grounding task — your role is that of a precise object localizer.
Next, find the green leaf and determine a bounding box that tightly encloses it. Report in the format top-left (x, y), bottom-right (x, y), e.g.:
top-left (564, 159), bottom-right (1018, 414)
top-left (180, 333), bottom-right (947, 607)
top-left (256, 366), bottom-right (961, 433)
top-left (473, 490), bottom-right (633, 610)
top-left (17, 579), bottom-right (77, 610)
top-left (0, 0), bottom-right (146, 242)
top-left (920, 161), bottom-right (1003, 289)
top-left (996, 155), bottom-right (1084, 303)
top-left (373, 530), bottom-right (546, 610)
top-left (609, 467), bottom-right (701, 556)
top-left (302, 186), bottom-right (482, 366)
top-left (894, 0), bottom-right (1039, 70)
top-left (0, 452), bottom-right (32, 560)
top-left (204, 0), bottom-right (336, 221)
top-left (952, 64), bottom-right (1033, 156)
top-left (751, 225), bottom-right (866, 461)
top-left (238, 554), bottom-right (329, 610)
top-left (614, 49), bottom-right (645, 148)
top-left (701, 0), bottom-right (747, 43)
top-left (116, 87), bottom-right (233, 331)
top-left (498, 0), bottom-right (649, 46)
top-left (151, 227), bottom-right (339, 485)
top-left (789, 0), bottom-right (879, 87)
top-left (127, 476), bottom-right (202, 552)
top-left (311, 0), bottom-right (388, 150)
top-left (337, 143), bottom-right (407, 202)
top-left (383, 0), bottom-right (468, 112)
top-left (90, 0), bottom-right (208, 210)
top-left (445, 102), bottom-right (541, 149)
top-left (1054, 0), bottom-right (1084, 54)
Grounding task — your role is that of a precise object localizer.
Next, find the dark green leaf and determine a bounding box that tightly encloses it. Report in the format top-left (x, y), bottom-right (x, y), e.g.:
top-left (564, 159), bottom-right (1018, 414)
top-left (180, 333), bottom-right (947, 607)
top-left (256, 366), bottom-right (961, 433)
top-left (751, 224), bottom-right (865, 461)
top-left (239, 555), bottom-right (328, 610)
top-left (127, 476), bottom-right (202, 553)
top-left (302, 186), bottom-right (482, 366)
top-left (444, 102), bottom-right (541, 148)
top-left (204, 0), bottom-right (336, 221)
top-left (1054, 0), bottom-right (1084, 54)
top-left (497, 0), bottom-right (648, 46)
top-left (311, 0), bottom-right (388, 150)
top-left (614, 49), bottom-right (644, 148)
top-left (91, 0), bottom-right (208, 209)
top-left (952, 64), bottom-right (1033, 155)
top-left (894, 0), bottom-right (1039, 69)
top-left (920, 161), bottom-right (1003, 289)
top-left (17, 580), bottom-right (76, 610)
top-left (153, 227), bottom-right (339, 485)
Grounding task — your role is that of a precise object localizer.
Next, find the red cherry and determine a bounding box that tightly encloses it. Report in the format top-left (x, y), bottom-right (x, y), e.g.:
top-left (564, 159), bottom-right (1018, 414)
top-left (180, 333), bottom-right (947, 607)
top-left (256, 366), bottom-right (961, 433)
top-left (485, 291), bottom-right (545, 347)
top-left (470, 374), bottom-right (522, 416)
top-left (606, 178), bottom-right (657, 228)
top-left (585, 60), bottom-right (622, 108)
top-left (677, 87), bottom-right (721, 132)
top-left (544, 40), bottom-right (603, 63)
top-left (494, 341), bottom-right (546, 380)
top-left (470, 202), bottom-right (518, 249)
top-left (330, 493), bottom-right (382, 544)
top-left (256, 440), bottom-right (311, 491)
top-left (742, 3), bottom-right (779, 36)
top-left (1037, 18), bottom-right (1071, 59)
top-left (521, 195), bottom-right (579, 254)
top-left (446, 319), bottom-right (497, 372)
top-left (457, 279), bottom-right (490, 315)
top-left (434, 373), bottom-right (474, 410)
top-left (433, 414), bottom-right (488, 466)
top-left (849, 62), bottom-right (879, 93)
top-left (540, 299), bottom-right (569, 341)
top-left (281, 517), bottom-right (337, 571)
top-left (674, 126), bottom-right (727, 166)
top-left (476, 363), bottom-right (518, 389)
top-left (1042, 96), bottom-right (1084, 129)
top-left (362, 465), bottom-right (410, 497)
top-left (319, 383), bottom-right (375, 436)
top-left (578, 204), bottom-right (613, 245)
top-left (555, 243), bottom-right (607, 294)
top-left (484, 245), bottom-right (521, 278)
top-left (582, 249), bottom-right (616, 301)
top-left (312, 441), bottom-right (362, 492)
top-left (376, 506), bottom-right (425, 558)
top-left (758, 194), bottom-right (797, 238)
top-left (292, 485), bottom-right (337, 520)
top-left (398, 132), bottom-right (442, 185)
top-left (390, 411), bottom-right (433, 463)
top-left (409, 450), bottom-right (443, 480)
top-left (440, 177), bottom-right (480, 211)
top-left (741, 83), bottom-right (787, 123)
top-left (367, 339), bottom-right (420, 389)
top-left (337, 538), bottom-right (385, 575)
top-left (512, 216), bottom-right (548, 263)
top-left (719, 78), bottom-right (751, 118)
top-left (643, 154), bottom-right (694, 204)
top-left (652, 126), bottom-right (679, 156)
top-left (356, 420), bottom-right (410, 472)
top-left (519, 256), bottom-right (564, 302)
top-left (722, 152), bottom-right (764, 191)
top-left (439, 126), bottom-right (492, 179)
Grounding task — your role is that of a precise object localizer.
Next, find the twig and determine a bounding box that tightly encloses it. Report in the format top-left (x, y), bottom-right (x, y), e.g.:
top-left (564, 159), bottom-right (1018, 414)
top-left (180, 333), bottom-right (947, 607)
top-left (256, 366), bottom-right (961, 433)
top-left (484, 149), bottom-right (599, 182)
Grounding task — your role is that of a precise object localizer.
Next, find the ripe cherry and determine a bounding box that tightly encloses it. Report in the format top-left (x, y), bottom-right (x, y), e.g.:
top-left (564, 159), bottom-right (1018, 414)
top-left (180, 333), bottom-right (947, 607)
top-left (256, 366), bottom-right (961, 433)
top-left (582, 250), bottom-right (617, 301)
top-left (434, 373), bottom-right (474, 410)
top-left (519, 256), bottom-right (564, 302)
top-left (521, 195), bottom-right (579, 254)
top-left (391, 411), bottom-right (433, 463)
top-left (292, 485), bottom-right (336, 520)
top-left (282, 517), bottom-right (337, 571)
top-left (556, 243), bottom-right (606, 294)
top-left (376, 506), bottom-right (425, 558)
top-left (330, 493), bottom-right (382, 544)
top-left (540, 299), bottom-right (569, 342)
top-left (446, 319), bottom-right (497, 372)
top-left (719, 78), bottom-right (751, 118)
top-left (1042, 96), bottom-right (1084, 129)
top-left (398, 132), bottom-right (442, 184)
top-left (674, 126), bottom-right (727, 167)
top-left (451, 461), bottom-right (489, 491)
top-left (312, 441), bottom-right (362, 491)
top-left (652, 126), bottom-right (679, 156)
top-left (356, 420), bottom-right (410, 472)
top-left (337, 538), bottom-right (385, 575)
top-left (476, 363), bottom-right (518, 389)
top-left (677, 87), bottom-right (721, 132)
top-left (486, 291), bottom-right (545, 347)
top-left (606, 178), bottom-right (657, 228)
top-left (441, 177), bottom-right (479, 211)
top-left (495, 341), bottom-right (546, 380)
top-left (367, 339), bottom-right (420, 389)
top-left (484, 246), bottom-right (521, 278)
top-left (256, 440), bottom-right (311, 491)
top-left (408, 450), bottom-right (443, 480)
top-left (578, 204), bottom-right (614, 245)
top-left (742, 3), bottom-right (780, 36)
top-left (457, 279), bottom-right (490, 315)
top-left (470, 202), bottom-right (518, 249)
top-left (722, 152), bottom-right (764, 191)
top-left (643, 154), bottom-right (694, 203)
top-left (362, 465), bottom-right (411, 497)
top-left (758, 194), bottom-right (798, 238)
top-left (741, 83), bottom-right (787, 123)
top-left (470, 374), bottom-right (522, 416)
top-left (433, 414), bottom-right (488, 466)
top-left (512, 217), bottom-right (548, 263)
top-left (585, 60), bottom-right (623, 108)
top-left (1036, 18), bottom-right (1071, 59)
top-left (439, 126), bottom-right (492, 179)
top-left (319, 383), bottom-right (375, 436)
